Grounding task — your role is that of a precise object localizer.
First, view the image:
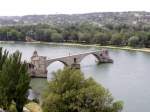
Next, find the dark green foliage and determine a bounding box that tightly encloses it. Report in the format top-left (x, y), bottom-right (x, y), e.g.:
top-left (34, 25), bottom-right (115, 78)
top-left (144, 34), bottom-right (150, 48)
top-left (111, 33), bottom-right (123, 46)
top-left (0, 48), bottom-right (30, 112)
top-left (93, 32), bottom-right (110, 45)
top-left (42, 68), bottom-right (123, 112)
top-left (0, 48), bottom-right (10, 110)
top-left (78, 32), bottom-right (91, 43)
top-left (0, 23), bottom-right (150, 47)
top-left (128, 36), bottom-right (140, 47)
top-left (0, 48), bottom-right (8, 70)
top-left (0, 28), bottom-right (24, 41)
top-left (51, 32), bottom-right (63, 42)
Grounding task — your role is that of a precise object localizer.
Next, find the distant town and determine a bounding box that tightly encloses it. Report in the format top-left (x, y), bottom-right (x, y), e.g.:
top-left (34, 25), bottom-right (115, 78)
top-left (0, 11), bottom-right (150, 26)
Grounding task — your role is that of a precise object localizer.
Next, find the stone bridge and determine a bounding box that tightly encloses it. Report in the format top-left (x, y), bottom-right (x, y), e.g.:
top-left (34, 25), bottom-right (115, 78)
top-left (28, 49), bottom-right (113, 78)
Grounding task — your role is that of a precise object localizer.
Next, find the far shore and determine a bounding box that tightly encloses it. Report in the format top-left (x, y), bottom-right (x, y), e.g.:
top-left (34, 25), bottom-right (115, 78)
top-left (0, 40), bottom-right (150, 53)
top-left (49, 43), bottom-right (150, 53)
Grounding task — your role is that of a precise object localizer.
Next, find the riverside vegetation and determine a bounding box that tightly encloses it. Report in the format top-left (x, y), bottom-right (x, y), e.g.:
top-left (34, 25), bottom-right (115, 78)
top-left (0, 23), bottom-right (150, 48)
top-left (0, 48), bottom-right (123, 112)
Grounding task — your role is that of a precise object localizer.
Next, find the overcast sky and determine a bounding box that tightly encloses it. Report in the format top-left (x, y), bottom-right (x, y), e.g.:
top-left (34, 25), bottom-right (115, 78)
top-left (0, 0), bottom-right (150, 16)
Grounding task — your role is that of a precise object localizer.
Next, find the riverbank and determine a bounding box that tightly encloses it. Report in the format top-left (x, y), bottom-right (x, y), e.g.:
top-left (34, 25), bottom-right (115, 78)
top-left (1, 41), bottom-right (150, 53)
top-left (98, 46), bottom-right (150, 53)
top-left (42, 42), bottom-right (150, 53)
top-left (0, 41), bottom-right (16, 44)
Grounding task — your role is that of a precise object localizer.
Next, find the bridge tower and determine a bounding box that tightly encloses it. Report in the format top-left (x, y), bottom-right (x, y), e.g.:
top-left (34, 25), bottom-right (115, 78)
top-left (30, 50), bottom-right (48, 77)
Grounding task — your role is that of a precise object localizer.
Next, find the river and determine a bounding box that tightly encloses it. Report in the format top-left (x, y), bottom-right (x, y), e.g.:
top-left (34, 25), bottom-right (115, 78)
top-left (0, 42), bottom-right (150, 112)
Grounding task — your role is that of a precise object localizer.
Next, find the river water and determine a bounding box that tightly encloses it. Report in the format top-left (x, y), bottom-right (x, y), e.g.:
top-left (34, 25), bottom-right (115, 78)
top-left (0, 42), bottom-right (150, 112)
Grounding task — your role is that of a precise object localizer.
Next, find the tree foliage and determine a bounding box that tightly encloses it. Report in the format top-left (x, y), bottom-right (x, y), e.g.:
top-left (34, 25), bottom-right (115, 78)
top-left (93, 32), bottom-right (110, 45)
top-left (111, 33), bottom-right (123, 46)
top-left (128, 36), bottom-right (140, 47)
top-left (0, 48), bottom-right (30, 112)
top-left (42, 68), bottom-right (123, 112)
top-left (0, 23), bottom-right (150, 47)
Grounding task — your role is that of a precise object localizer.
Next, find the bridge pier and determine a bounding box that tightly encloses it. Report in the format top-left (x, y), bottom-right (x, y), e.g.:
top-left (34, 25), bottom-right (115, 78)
top-left (71, 63), bottom-right (80, 69)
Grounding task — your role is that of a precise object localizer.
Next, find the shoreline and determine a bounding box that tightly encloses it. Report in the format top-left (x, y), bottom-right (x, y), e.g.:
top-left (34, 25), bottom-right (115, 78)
top-left (53, 43), bottom-right (150, 53)
top-left (0, 41), bottom-right (150, 53)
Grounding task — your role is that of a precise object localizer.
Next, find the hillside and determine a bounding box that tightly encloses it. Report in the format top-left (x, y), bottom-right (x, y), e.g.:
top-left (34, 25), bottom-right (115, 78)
top-left (0, 11), bottom-right (150, 26)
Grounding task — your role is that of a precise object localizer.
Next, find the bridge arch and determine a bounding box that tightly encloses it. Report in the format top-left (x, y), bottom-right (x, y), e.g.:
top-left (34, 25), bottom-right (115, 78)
top-left (46, 60), bottom-right (67, 78)
top-left (79, 53), bottom-right (100, 63)
top-left (47, 60), bottom-right (68, 67)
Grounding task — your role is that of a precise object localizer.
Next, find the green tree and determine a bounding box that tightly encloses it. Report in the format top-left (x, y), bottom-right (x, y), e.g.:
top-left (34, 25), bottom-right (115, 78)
top-left (93, 32), bottom-right (110, 45)
top-left (0, 48), bottom-right (10, 110)
top-left (7, 29), bottom-right (23, 41)
top-left (144, 33), bottom-right (150, 48)
top-left (42, 68), bottom-right (123, 112)
top-left (134, 31), bottom-right (148, 47)
top-left (51, 32), bottom-right (63, 42)
top-left (0, 48), bottom-right (30, 112)
top-left (78, 32), bottom-right (91, 43)
top-left (128, 36), bottom-right (140, 47)
top-left (111, 33), bottom-right (123, 46)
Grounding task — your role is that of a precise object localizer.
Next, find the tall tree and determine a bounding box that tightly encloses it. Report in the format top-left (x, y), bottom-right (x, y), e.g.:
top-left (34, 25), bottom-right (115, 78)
top-left (0, 48), bottom-right (30, 112)
top-left (0, 48), bottom-right (10, 110)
